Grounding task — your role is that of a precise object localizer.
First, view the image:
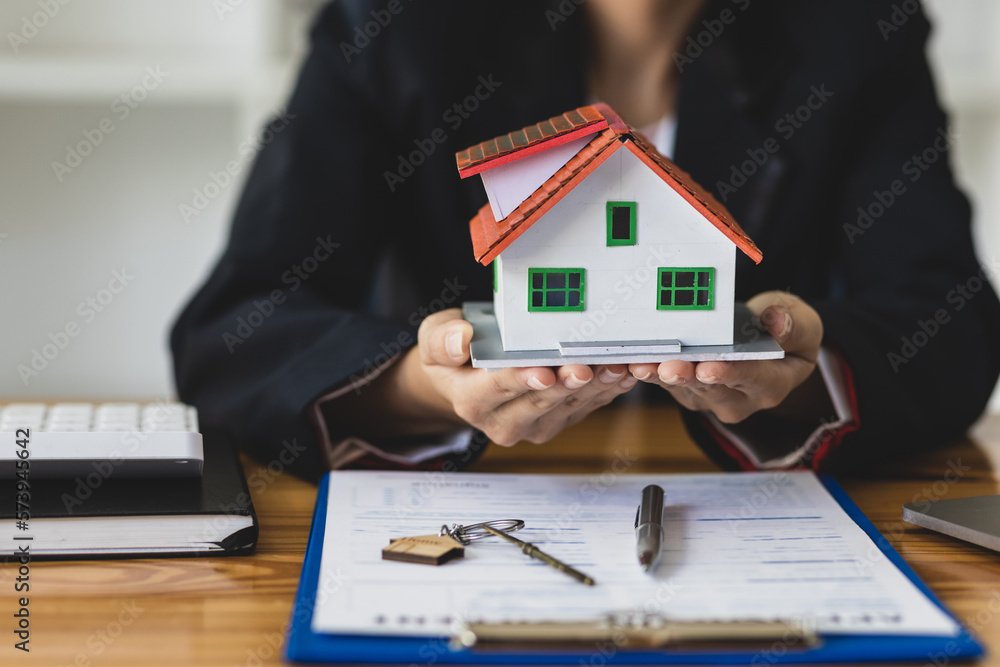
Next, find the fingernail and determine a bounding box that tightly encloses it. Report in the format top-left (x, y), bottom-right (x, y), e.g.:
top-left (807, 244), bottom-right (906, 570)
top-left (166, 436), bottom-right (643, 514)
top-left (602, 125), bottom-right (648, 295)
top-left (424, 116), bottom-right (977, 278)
top-left (777, 312), bottom-right (792, 340)
top-left (662, 374), bottom-right (684, 385)
top-left (697, 374), bottom-right (720, 384)
top-left (445, 331), bottom-right (464, 359)
top-left (620, 376), bottom-right (638, 389)
top-left (564, 373), bottom-right (590, 390)
top-left (635, 371), bottom-right (654, 382)
top-left (527, 376), bottom-right (551, 391)
top-left (598, 367), bottom-right (625, 384)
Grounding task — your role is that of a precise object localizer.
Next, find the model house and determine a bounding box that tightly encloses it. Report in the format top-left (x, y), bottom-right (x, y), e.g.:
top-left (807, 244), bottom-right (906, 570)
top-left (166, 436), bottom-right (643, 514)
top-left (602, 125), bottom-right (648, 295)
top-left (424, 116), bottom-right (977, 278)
top-left (456, 103), bottom-right (763, 356)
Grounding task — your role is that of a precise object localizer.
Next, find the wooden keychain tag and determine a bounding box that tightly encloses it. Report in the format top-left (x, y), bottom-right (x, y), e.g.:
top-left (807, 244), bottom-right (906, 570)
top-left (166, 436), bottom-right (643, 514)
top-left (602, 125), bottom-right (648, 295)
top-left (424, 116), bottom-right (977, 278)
top-left (382, 534), bottom-right (465, 565)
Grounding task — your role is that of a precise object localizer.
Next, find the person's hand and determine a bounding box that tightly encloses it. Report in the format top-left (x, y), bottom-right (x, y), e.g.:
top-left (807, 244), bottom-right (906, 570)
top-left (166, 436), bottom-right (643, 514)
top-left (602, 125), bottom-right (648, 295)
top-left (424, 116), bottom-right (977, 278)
top-left (388, 308), bottom-right (639, 445)
top-left (628, 291), bottom-right (826, 423)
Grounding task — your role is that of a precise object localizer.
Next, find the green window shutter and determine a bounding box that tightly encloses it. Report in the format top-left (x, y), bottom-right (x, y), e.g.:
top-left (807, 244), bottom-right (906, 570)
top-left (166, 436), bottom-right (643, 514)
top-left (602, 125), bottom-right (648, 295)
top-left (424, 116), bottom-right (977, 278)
top-left (657, 268), bottom-right (714, 310)
top-left (492, 260), bottom-right (497, 292)
top-left (606, 201), bottom-right (636, 246)
top-left (528, 268), bottom-right (586, 312)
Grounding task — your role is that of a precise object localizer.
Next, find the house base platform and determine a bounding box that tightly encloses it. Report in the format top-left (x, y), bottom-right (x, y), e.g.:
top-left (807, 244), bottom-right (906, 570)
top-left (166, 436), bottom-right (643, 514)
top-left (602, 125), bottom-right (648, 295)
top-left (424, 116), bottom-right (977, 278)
top-left (463, 302), bottom-right (785, 369)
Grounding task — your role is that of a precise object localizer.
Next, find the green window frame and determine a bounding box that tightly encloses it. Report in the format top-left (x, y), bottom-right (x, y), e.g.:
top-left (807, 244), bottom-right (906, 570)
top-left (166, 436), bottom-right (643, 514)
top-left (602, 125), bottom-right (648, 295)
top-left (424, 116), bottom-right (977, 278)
top-left (528, 268), bottom-right (585, 312)
top-left (606, 201), bottom-right (637, 246)
top-left (657, 268), bottom-right (715, 310)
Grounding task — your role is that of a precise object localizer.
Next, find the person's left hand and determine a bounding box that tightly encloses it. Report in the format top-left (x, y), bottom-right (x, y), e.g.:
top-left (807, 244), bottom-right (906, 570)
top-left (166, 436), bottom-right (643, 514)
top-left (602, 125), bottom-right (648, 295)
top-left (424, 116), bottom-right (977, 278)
top-left (628, 291), bottom-right (825, 423)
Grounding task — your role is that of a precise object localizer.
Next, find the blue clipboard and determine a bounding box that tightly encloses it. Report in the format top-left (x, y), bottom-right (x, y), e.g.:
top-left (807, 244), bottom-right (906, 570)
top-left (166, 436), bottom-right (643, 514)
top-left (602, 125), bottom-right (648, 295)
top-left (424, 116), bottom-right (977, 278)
top-left (285, 474), bottom-right (984, 664)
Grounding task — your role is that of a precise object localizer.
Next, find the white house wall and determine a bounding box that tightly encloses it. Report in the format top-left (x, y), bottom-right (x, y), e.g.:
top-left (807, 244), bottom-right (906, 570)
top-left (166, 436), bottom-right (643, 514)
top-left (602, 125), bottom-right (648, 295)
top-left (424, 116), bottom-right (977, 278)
top-left (496, 145), bottom-right (736, 351)
top-left (494, 254), bottom-right (506, 344)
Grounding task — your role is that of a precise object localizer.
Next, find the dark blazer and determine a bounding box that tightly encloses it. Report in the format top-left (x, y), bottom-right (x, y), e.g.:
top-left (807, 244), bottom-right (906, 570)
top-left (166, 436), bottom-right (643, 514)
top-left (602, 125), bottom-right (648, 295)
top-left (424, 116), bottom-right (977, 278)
top-left (171, 0), bottom-right (1000, 482)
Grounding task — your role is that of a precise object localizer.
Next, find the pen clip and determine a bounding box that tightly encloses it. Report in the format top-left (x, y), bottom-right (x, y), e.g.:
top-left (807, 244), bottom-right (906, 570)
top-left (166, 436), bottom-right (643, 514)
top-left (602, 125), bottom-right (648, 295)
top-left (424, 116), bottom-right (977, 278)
top-left (634, 505), bottom-right (640, 529)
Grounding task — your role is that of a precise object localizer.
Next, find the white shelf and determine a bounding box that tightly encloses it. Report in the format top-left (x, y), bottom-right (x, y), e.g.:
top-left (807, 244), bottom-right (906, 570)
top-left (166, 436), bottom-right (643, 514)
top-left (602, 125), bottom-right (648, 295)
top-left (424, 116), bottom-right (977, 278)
top-left (0, 56), bottom-right (295, 104)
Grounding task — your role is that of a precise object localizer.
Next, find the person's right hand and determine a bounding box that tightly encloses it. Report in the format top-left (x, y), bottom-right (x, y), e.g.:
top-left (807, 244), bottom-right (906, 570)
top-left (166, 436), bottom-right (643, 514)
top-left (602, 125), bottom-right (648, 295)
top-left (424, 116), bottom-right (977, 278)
top-left (388, 308), bottom-right (638, 445)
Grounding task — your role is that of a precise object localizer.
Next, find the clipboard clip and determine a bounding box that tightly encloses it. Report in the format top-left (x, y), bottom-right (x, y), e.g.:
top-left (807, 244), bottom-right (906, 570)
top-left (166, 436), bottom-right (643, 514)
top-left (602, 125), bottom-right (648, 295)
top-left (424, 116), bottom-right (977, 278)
top-left (453, 614), bottom-right (819, 651)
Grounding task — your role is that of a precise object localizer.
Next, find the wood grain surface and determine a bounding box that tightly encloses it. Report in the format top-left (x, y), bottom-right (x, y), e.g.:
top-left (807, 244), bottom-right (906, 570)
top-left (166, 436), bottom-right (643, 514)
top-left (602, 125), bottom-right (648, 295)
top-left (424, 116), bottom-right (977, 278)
top-left (2, 404), bottom-right (999, 666)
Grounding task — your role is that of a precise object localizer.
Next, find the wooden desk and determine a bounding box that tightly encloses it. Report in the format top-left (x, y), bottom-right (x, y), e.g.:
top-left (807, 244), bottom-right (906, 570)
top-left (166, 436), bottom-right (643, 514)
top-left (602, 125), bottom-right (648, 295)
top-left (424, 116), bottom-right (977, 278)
top-left (3, 405), bottom-right (1000, 666)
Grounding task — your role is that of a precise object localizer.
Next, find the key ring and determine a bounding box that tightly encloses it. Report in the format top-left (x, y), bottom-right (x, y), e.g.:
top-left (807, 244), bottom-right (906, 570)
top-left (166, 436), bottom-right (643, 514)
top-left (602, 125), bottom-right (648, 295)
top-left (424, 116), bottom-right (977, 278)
top-left (439, 519), bottom-right (525, 544)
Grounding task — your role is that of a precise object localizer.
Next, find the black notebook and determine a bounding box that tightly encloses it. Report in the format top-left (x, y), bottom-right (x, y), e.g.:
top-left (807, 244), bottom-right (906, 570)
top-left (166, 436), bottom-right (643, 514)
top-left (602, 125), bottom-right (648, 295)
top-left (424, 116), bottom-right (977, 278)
top-left (0, 430), bottom-right (257, 560)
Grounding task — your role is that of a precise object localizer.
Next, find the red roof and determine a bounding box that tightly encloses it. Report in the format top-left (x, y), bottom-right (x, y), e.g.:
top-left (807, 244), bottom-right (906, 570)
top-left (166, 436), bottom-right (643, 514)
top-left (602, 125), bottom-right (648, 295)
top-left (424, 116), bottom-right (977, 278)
top-left (456, 106), bottom-right (617, 178)
top-left (457, 103), bottom-right (763, 266)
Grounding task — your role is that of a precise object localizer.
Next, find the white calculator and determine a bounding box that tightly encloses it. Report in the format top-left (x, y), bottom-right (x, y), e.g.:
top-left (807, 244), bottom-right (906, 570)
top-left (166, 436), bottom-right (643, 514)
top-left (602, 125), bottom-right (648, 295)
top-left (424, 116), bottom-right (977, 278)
top-left (0, 402), bottom-right (204, 478)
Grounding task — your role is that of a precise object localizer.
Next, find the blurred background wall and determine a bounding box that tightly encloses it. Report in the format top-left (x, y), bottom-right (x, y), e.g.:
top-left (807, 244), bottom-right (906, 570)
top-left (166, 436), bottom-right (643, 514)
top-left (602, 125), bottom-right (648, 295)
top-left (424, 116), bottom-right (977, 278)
top-left (0, 0), bottom-right (323, 400)
top-left (0, 0), bottom-right (998, 412)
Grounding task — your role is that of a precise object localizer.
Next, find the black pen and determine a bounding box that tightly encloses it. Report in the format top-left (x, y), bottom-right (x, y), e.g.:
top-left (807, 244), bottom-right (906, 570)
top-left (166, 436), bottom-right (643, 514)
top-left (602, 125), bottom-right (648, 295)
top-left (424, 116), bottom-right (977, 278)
top-left (635, 484), bottom-right (664, 572)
